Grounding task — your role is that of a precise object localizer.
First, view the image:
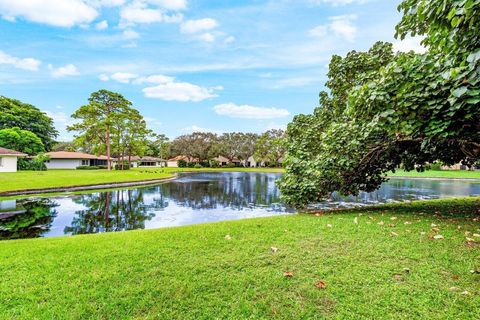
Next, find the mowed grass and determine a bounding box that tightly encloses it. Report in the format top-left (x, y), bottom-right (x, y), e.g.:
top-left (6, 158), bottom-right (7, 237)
top-left (389, 169), bottom-right (480, 179)
top-left (0, 167), bottom-right (283, 193)
top-left (0, 198), bottom-right (479, 319)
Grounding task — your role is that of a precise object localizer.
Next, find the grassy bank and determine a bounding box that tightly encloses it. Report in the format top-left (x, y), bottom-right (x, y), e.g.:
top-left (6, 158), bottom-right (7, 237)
top-left (0, 167), bottom-right (283, 194)
top-left (1, 197), bottom-right (479, 319)
top-left (389, 169), bottom-right (480, 179)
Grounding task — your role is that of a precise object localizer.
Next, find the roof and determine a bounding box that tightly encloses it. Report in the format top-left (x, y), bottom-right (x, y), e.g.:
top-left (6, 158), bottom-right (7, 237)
top-left (168, 155), bottom-right (199, 162)
top-left (46, 151), bottom-right (108, 160)
top-left (0, 147), bottom-right (27, 157)
top-left (115, 156), bottom-right (165, 162)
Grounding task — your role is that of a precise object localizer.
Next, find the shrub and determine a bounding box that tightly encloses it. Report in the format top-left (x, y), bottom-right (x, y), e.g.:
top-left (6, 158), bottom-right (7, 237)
top-left (177, 159), bottom-right (187, 168)
top-left (114, 164), bottom-right (130, 170)
top-left (194, 164), bottom-right (203, 169)
top-left (187, 162), bottom-right (196, 168)
top-left (209, 160), bottom-right (220, 168)
top-left (18, 158), bottom-right (47, 171)
top-left (429, 162), bottom-right (442, 171)
top-left (226, 162), bottom-right (236, 168)
top-left (76, 165), bottom-right (100, 170)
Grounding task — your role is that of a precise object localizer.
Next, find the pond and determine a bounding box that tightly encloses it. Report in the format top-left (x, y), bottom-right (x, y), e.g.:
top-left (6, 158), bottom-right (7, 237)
top-left (1, 172), bottom-right (479, 240)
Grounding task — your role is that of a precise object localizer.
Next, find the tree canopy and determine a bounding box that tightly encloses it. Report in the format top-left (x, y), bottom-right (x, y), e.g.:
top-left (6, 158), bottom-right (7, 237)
top-left (0, 127), bottom-right (45, 155)
top-left (279, 0), bottom-right (480, 207)
top-left (0, 96), bottom-right (58, 151)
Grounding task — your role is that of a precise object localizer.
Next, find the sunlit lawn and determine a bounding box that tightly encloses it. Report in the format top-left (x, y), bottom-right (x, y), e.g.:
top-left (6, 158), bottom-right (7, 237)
top-left (389, 169), bottom-right (480, 179)
top-left (0, 197), bottom-right (479, 319)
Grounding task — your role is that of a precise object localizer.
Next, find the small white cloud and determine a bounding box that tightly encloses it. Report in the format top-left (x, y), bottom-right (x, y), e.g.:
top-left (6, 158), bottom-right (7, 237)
top-left (110, 72), bottom-right (138, 83)
top-left (143, 81), bottom-right (220, 102)
top-left (224, 36), bottom-right (235, 44)
top-left (393, 36), bottom-right (427, 54)
top-left (133, 74), bottom-right (174, 84)
top-left (95, 20), bottom-right (108, 30)
top-left (48, 63), bottom-right (80, 78)
top-left (310, 15), bottom-right (357, 42)
top-left (180, 18), bottom-right (218, 34)
top-left (86, 0), bottom-right (126, 7)
top-left (182, 125), bottom-right (220, 134)
top-left (0, 0), bottom-right (98, 27)
top-left (308, 25), bottom-right (327, 37)
top-left (98, 73), bottom-right (110, 81)
top-left (123, 29), bottom-right (140, 39)
top-left (0, 50), bottom-right (41, 71)
top-left (198, 32), bottom-right (215, 42)
top-left (120, 2), bottom-right (163, 26)
top-left (213, 103), bottom-right (290, 119)
top-left (146, 0), bottom-right (187, 10)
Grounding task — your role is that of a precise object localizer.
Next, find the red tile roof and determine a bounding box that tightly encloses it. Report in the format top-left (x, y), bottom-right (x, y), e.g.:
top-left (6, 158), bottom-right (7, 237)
top-left (46, 151), bottom-right (108, 160)
top-left (0, 147), bottom-right (27, 156)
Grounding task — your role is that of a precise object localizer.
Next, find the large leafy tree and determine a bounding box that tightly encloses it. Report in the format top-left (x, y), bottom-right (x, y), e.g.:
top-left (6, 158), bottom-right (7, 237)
top-left (0, 96), bottom-right (58, 150)
top-left (0, 127), bottom-right (45, 155)
top-left (146, 133), bottom-right (171, 159)
top-left (68, 90), bottom-right (134, 170)
top-left (171, 132), bottom-right (219, 162)
top-left (279, 0), bottom-right (480, 207)
top-left (254, 129), bottom-right (286, 166)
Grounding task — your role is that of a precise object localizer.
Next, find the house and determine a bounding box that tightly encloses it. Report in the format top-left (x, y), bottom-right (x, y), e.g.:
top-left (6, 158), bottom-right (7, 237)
top-left (213, 155), bottom-right (241, 167)
top-left (441, 163), bottom-right (480, 171)
top-left (167, 155), bottom-right (199, 167)
top-left (0, 147), bottom-right (27, 172)
top-left (115, 156), bottom-right (166, 168)
top-left (45, 151), bottom-right (109, 169)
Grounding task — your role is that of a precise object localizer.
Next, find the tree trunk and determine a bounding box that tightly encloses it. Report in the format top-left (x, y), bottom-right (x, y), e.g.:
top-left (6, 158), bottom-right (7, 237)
top-left (106, 128), bottom-right (111, 170)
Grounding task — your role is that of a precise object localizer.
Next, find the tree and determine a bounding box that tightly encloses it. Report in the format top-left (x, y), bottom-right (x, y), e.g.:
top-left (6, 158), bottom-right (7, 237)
top-left (68, 90), bottom-right (134, 170)
top-left (0, 96), bottom-right (58, 150)
top-left (171, 132), bottom-right (219, 162)
top-left (254, 129), bottom-right (286, 166)
top-left (146, 133), bottom-right (171, 159)
top-left (0, 127), bottom-right (45, 155)
top-left (278, 0), bottom-right (480, 207)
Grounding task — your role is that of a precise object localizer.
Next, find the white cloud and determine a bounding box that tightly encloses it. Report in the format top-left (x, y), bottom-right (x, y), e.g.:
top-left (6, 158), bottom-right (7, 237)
top-left (180, 18), bottom-right (218, 34)
top-left (213, 103), bottom-right (290, 119)
top-left (120, 2), bottom-right (164, 26)
top-left (86, 0), bottom-right (125, 7)
top-left (110, 72), bottom-right (138, 83)
top-left (143, 81), bottom-right (220, 102)
top-left (198, 32), bottom-right (215, 43)
top-left (98, 73), bottom-right (110, 81)
top-left (146, 0), bottom-right (187, 10)
top-left (123, 29), bottom-right (140, 39)
top-left (0, 0), bottom-right (98, 27)
top-left (133, 74), bottom-right (174, 84)
top-left (95, 20), bottom-right (108, 30)
top-left (0, 50), bottom-right (41, 71)
top-left (392, 36), bottom-right (427, 54)
top-left (308, 25), bottom-right (327, 37)
top-left (182, 125), bottom-right (220, 134)
top-left (224, 36), bottom-right (235, 44)
top-left (310, 15), bottom-right (357, 42)
top-left (48, 64), bottom-right (80, 78)
top-left (43, 110), bottom-right (75, 140)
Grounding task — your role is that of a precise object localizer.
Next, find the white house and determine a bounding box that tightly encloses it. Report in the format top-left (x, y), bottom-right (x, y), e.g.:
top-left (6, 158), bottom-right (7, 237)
top-left (45, 151), bottom-right (109, 169)
top-left (114, 156), bottom-right (166, 168)
top-left (0, 147), bottom-right (27, 173)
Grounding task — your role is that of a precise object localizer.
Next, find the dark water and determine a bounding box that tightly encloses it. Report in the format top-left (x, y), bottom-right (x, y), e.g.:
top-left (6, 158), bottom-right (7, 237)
top-left (1, 172), bottom-right (479, 240)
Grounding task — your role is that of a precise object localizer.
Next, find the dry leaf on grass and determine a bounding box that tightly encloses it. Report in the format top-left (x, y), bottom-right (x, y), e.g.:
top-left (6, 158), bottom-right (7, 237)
top-left (327, 224), bottom-right (332, 228)
top-left (390, 232), bottom-right (398, 237)
top-left (354, 217), bottom-right (358, 225)
top-left (433, 235), bottom-right (444, 240)
top-left (283, 271), bottom-right (294, 278)
top-left (270, 247), bottom-right (279, 253)
top-left (224, 235), bottom-right (232, 240)
top-left (314, 280), bottom-right (327, 289)
top-left (378, 221), bottom-right (384, 225)
top-left (390, 217), bottom-right (397, 221)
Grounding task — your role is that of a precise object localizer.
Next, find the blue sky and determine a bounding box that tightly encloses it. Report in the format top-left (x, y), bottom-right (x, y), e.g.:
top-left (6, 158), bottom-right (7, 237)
top-left (0, 0), bottom-right (423, 140)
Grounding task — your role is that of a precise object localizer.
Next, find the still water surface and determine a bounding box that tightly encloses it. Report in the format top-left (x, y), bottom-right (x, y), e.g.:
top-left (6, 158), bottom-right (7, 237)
top-left (1, 172), bottom-right (479, 239)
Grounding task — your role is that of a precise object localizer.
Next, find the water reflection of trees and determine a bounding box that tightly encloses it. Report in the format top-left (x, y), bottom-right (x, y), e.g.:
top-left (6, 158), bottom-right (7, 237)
top-left (0, 199), bottom-right (57, 240)
top-left (64, 189), bottom-right (155, 235)
top-left (154, 173), bottom-right (284, 210)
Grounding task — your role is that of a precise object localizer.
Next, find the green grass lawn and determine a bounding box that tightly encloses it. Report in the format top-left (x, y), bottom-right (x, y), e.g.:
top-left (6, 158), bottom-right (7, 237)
top-left (0, 167), bottom-right (283, 194)
top-left (389, 169), bottom-right (480, 179)
top-left (1, 197), bottom-right (479, 319)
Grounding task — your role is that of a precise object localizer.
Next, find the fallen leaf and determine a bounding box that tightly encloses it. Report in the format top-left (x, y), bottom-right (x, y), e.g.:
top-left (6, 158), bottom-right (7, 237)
top-left (354, 217), bottom-right (358, 225)
top-left (433, 235), bottom-right (444, 240)
top-left (448, 286), bottom-right (460, 292)
top-left (461, 291), bottom-right (471, 296)
top-left (389, 224), bottom-right (396, 227)
top-left (393, 274), bottom-right (403, 281)
top-left (465, 231), bottom-right (471, 236)
top-left (391, 217), bottom-right (397, 221)
top-left (378, 221), bottom-right (384, 225)
top-left (431, 227), bottom-right (440, 233)
top-left (315, 213), bottom-right (322, 217)
top-left (431, 223), bottom-right (437, 227)
top-left (470, 269), bottom-right (480, 274)
top-left (420, 231), bottom-right (426, 235)
top-left (473, 234), bottom-right (480, 238)
top-left (452, 275), bottom-right (460, 281)
top-left (466, 237), bottom-right (475, 242)
top-left (390, 232), bottom-right (398, 237)
top-left (270, 247), bottom-right (279, 253)
top-left (225, 235), bottom-right (232, 240)
top-left (283, 271), bottom-right (294, 278)
top-left (327, 224), bottom-right (332, 228)
top-left (314, 280), bottom-right (327, 289)
top-left (404, 221), bottom-right (412, 225)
